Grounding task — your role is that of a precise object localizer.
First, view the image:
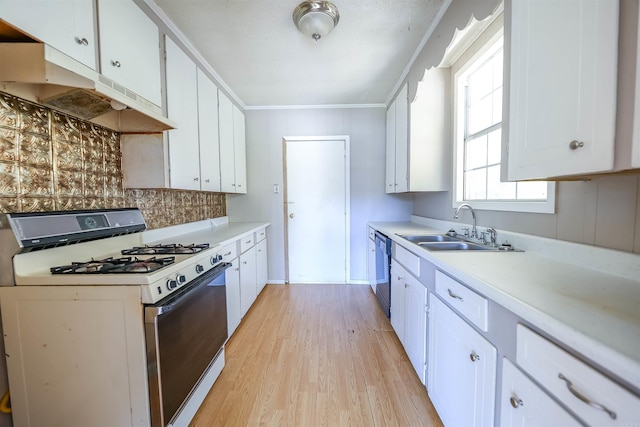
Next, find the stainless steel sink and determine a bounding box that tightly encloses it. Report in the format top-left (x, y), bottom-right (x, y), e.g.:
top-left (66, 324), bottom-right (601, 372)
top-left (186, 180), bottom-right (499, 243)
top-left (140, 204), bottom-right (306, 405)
top-left (399, 234), bottom-right (460, 243)
top-left (418, 241), bottom-right (497, 251)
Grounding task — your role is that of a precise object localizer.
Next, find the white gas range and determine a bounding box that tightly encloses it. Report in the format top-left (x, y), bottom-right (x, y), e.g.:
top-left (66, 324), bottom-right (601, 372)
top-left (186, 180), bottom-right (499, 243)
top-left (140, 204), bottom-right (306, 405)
top-left (0, 208), bottom-right (243, 427)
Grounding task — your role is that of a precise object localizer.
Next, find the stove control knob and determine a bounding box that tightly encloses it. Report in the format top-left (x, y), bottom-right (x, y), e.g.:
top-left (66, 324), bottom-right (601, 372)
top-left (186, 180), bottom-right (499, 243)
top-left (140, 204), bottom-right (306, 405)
top-left (195, 264), bottom-right (204, 274)
top-left (166, 279), bottom-right (177, 290)
top-left (176, 274), bottom-right (187, 285)
top-left (210, 254), bottom-right (222, 265)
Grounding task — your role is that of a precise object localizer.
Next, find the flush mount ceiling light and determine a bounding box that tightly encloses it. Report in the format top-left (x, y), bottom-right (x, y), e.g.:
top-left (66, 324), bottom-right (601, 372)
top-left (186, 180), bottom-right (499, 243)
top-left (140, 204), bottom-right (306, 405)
top-left (293, 1), bottom-right (340, 41)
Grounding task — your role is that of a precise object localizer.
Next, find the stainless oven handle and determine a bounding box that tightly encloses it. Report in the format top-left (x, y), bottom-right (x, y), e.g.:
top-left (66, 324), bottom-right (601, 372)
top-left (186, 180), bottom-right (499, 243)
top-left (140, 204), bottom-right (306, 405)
top-left (145, 263), bottom-right (230, 322)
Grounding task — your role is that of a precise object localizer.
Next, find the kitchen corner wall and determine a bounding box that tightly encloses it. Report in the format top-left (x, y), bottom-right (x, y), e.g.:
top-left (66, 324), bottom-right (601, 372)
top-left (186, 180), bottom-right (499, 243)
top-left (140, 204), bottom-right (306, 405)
top-left (0, 92), bottom-right (225, 227)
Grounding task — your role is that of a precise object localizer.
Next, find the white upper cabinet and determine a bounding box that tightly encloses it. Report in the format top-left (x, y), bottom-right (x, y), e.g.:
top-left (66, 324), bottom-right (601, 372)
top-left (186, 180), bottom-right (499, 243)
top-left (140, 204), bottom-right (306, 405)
top-left (198, 69), bottom-right (221, 192)
top-left (394, 84), bottom-right (409, 193)
top-left (219, 92), bottom-right (236, 192)
top-left (219, 92), bottom-right (247, 194)
top-left (233, 105), bottom-right (247, 194)
top-left (385, 83), bottom-right (409, 193)
top-left (386, 71), bottom-right (449, 193)
top-left (385, 101), bottom-right (397, 193)
top-left (409, 68), bottom-right (449, 191)
top-left (0, 0), bottom-right (97, 69)
top-left (505, 0), bottom-right (619, 180)
top-left (165, 37), bottom-right (200, 191)
top-left (97, 0), bottom-right (162, 106)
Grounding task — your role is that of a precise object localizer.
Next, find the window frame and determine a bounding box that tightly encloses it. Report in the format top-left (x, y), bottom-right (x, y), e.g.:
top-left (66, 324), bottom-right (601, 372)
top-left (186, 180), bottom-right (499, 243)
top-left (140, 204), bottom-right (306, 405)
top-left (451, 31), bottom-right (556, 214)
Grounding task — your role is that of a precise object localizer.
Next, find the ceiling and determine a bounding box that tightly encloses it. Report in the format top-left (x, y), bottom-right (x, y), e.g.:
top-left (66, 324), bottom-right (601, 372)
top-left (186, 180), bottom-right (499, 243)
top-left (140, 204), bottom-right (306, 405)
top-left (152, 0), bottom-right (446, 107)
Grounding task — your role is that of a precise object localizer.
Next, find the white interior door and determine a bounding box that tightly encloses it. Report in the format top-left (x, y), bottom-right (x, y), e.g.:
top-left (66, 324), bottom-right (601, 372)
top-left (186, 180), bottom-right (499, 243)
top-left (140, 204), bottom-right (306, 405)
top-left (284, 137), bottom-right (349, 284)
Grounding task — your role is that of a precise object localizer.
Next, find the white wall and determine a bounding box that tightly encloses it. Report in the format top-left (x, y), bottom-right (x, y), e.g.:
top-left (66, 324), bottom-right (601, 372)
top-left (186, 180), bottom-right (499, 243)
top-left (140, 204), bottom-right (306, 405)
top-left (227, 107), bottom-right (413, 283)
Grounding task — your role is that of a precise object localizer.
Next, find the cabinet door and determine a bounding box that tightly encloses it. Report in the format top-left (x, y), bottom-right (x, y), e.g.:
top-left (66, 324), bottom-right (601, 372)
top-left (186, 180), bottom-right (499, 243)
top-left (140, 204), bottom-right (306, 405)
top-left (165, 37), bottom-right (200, 190)
top-left (197, 69), bottom-right (221, 192)
top-left (385, 101), bottom-right (396, 193)
top-left (367, 238), bottom-right (376, 293)
top-left (394, 83), bottom-right (409, 192)
top-left (256, 238), bottom-right (268, 295)
top-left (428, 296), bottom-right (496, 427)
top-left (226, 260), bottom-right (241, 337)
top-left (404, 273), bottom-right (427, 384)
top-left (390, 260), bottom-right (405, 339)
top-left (233, 105), bottom-right (247, 194)
top-left (97, 0), bottom-right (162, 106)
top-left (0, 0), bottom-right (96, 69)
top-left (239, 246), bottom-right (257, 316)
top-left (507, 0), bottom-right (618, 179)
top-left (219, 91), bottom-right (236, 192)
top-left (500, 358), bottom-right (581, 427)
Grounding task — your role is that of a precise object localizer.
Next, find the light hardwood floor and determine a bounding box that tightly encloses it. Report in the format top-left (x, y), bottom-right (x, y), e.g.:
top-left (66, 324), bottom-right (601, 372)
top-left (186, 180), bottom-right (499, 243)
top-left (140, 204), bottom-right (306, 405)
top-left (190, 284), bottom-right (443, 427)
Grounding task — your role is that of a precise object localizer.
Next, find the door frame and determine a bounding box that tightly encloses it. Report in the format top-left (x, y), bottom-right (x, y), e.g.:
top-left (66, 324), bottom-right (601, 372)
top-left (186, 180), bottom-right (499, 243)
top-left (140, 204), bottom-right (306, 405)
top-left (282, 135), bottom-right (351, 284)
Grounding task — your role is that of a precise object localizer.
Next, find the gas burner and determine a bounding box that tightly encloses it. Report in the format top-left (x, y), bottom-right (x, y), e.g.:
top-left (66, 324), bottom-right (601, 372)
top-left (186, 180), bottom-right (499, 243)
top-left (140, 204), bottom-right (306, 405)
top-left (51, 256), bottom-right (175, 274)
top-left (121, 243), bottom-right (210, 256)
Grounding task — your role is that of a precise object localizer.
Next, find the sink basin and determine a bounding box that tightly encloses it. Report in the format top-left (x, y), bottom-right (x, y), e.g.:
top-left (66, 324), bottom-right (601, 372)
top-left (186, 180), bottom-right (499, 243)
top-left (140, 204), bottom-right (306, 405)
top-left (418, 241), bottom-right (497, 251)
top-left (399, 234), bottom-right (460, 243)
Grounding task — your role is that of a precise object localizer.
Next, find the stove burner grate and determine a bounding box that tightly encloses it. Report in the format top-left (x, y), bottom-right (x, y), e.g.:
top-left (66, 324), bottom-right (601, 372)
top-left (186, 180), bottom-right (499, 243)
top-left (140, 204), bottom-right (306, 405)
top-left (121, 243), bottom-right (210, 256)
top-left (51, 256), bottom-right (175, 274)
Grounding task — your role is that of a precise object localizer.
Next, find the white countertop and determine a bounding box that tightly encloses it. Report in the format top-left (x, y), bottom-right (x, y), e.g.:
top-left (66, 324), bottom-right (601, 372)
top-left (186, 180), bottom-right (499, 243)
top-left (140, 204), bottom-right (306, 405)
top-left (370, 220), bottom-right (640, 391)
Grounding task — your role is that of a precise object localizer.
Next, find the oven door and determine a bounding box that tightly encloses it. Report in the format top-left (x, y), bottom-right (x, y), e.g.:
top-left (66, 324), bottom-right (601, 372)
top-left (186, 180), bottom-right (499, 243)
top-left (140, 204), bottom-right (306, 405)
top-left (145, 262), bottom-right (230, 427)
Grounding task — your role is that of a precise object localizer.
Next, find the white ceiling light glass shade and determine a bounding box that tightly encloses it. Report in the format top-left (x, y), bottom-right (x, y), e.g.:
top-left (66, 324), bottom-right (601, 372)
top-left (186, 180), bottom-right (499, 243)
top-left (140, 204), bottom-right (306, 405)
top-left (293, 1), bottom-right (340, 41)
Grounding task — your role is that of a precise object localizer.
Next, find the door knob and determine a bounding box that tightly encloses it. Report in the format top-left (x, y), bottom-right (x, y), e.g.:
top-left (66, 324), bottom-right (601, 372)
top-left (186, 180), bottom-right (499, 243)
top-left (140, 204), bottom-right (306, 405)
top-left (289, 213), bottom-right (294, 219)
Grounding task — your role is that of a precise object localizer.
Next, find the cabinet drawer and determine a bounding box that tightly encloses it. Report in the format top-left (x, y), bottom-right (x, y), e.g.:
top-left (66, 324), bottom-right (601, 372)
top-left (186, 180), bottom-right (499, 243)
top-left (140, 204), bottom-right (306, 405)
top-left (435, 271), bottom-right (488, 331)
top-left (516, 325), bottom-right (640, 426)
top-left (394, 244), bottom-right (420, 276)
top-left (240, 235), bottom-right (255, 253)
top-left (500, 358), bottom-right (581, 427)
top-left (256, 227), bottom-right (267, 243)
top-left (219, 243), bottom-right (237, 263)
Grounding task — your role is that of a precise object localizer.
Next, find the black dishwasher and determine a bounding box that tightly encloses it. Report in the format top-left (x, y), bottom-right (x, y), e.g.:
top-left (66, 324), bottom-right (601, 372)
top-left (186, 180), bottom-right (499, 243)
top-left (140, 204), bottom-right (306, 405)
top-left (374, 231), bottom-right (392, 318)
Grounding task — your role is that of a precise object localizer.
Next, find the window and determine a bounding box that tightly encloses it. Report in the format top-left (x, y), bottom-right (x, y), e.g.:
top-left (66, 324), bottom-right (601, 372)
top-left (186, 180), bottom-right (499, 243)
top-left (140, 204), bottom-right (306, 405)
top-left (453, 33), bottom-right (555, 214)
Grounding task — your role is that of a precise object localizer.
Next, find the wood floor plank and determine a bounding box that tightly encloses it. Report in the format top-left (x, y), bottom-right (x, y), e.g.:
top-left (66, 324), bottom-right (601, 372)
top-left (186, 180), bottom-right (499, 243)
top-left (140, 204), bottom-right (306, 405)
top-left (190, 284), bottom-right (443, 427)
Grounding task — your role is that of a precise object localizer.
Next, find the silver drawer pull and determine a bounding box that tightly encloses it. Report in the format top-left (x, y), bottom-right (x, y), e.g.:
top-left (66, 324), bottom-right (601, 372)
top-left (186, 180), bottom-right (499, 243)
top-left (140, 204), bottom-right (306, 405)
top-left (224, 251), bottom-right (232, 256)
top-left (558, 373), bottom-right (616, 420)
top-left (510, 395), bottom-right (523, 409)
top-left (447, 288), bottom-right (463, 302)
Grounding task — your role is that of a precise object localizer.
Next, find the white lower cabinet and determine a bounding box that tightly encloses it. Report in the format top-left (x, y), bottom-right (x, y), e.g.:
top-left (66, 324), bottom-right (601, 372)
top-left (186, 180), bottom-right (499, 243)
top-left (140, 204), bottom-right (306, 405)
top-left (225, 258), bottom-right (241, 337)
top-left (256, 238), bottom-right (268, 295)
top-left (428, 295), bottom-right (496, 427)
top-left (239, 245), bottom-right (257, 316)
top-left (517, 324), bottom-right (640, 426)
top-left (367, 236), bottom-right (376, 293)
top-left (390, 260), bottom-right (427, 384)
top-left (500, 358), bottom-right (581, 427)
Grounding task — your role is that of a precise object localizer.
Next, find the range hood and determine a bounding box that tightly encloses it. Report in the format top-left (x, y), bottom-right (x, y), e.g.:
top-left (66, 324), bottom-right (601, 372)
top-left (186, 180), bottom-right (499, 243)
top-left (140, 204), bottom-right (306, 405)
top-left (0, 43), bottom-right (176, 133)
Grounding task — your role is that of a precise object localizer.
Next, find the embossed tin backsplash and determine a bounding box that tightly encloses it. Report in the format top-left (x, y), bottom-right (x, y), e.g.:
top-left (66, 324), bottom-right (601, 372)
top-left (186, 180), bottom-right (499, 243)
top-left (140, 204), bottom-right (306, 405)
top-left (0, 92), bottom-right (225, 228)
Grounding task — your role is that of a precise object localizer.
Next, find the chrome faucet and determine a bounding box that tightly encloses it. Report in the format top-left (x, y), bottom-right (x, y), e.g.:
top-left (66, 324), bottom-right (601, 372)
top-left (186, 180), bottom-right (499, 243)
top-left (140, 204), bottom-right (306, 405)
top-left (453, 203), bottom-right (477, 238)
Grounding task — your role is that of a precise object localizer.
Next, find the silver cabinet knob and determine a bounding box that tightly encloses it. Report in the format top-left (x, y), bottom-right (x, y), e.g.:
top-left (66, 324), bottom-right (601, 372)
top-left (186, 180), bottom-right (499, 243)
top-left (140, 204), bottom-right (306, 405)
top-left (469, 351), bottom-right (480, 362)
top-left (569, 140), bottom-right (584, 150)
top-left (205, 179), bottom-right (210, 183)
top-left (510, 395), bottom-right (523, 408)
top-left (194, 177), bottom-right (199, 181)
top-left (289, 213), bottom-right (294, 219)
top-left (111, 60), bottom-right (121, 68)
top-left (75, 37), bottom-right (89, 46)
